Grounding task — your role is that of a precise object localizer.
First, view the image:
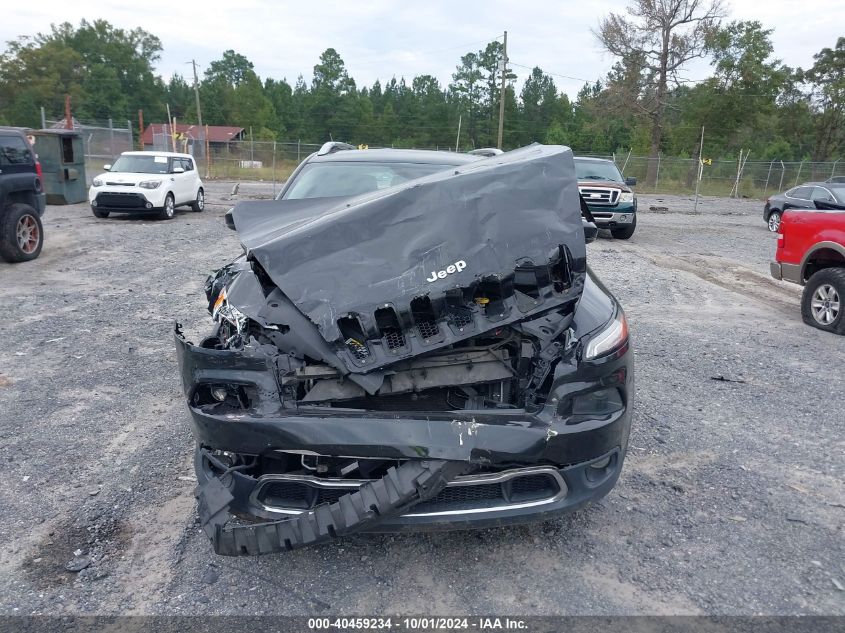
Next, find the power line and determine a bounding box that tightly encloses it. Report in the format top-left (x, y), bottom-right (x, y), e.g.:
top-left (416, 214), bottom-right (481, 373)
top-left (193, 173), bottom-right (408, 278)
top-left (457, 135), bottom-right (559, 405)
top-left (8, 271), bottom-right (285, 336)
top-left (509, 61), bottom-right (592, 83)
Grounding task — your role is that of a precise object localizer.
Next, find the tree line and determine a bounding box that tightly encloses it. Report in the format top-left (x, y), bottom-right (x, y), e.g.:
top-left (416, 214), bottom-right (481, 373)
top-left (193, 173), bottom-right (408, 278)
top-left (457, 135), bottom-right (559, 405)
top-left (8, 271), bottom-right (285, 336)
top-left (1, 15), bottom-right (842, 172)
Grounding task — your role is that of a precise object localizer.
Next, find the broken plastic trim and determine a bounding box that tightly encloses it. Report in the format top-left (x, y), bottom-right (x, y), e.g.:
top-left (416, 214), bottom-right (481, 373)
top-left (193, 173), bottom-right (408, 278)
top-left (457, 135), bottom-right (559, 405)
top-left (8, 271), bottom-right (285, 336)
top-left (197, 456), bottom-right (467, 556)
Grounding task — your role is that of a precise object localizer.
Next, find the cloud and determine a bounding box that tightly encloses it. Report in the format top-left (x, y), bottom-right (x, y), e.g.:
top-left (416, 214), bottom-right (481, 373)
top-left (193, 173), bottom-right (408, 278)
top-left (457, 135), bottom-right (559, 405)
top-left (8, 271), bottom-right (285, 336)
top-left (2, 0), bottom-right (840, 99)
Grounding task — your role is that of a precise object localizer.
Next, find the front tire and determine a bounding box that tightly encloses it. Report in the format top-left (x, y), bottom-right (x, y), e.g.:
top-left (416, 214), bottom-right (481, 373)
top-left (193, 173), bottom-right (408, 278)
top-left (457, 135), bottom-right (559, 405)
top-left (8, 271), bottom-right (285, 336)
top-left (92, 207), bottom-right (110, 218)
top-left (767, 210), bottom-right (781, 232)
top-left (801, 268), bottom-right (845, 334)
top-left (158, 193), bottom-right (175, 220)
top-left (190, 188), bottom-right (205, 212)
top-left (0, 203), bottom-right (44, 263)
top-left (611, 215), bottom-right (637, 240)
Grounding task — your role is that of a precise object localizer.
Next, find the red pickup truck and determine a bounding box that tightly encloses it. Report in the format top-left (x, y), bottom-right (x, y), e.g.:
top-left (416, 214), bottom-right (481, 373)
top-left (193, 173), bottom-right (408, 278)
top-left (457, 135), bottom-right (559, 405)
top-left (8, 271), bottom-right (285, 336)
top-left (771, 205), bottom-right (845, 334)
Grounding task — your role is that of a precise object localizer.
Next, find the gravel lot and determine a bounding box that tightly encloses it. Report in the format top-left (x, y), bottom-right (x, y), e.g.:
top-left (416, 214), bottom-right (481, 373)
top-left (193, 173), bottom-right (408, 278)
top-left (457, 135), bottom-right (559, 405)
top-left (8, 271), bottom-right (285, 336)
top-left (1, 183), bottom-right (843, 616)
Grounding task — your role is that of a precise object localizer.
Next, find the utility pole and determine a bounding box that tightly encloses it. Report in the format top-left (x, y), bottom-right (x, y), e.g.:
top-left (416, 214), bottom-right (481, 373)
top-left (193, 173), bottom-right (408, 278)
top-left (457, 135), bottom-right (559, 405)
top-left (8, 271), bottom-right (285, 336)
top-left (496, 30), bottom-right (508, 150)
top-left (693, 126), bottom-right (704, 214)
top-left (455, 114), bottom-right (462, 152)
top-left (64, 95), bottom-right (73, 129)
top-left (138, 110), bottom-right (144, 150)
top-left (166, 103), bottom-right (176, 152)
top-left (191, 59), bottom-right (204, 159)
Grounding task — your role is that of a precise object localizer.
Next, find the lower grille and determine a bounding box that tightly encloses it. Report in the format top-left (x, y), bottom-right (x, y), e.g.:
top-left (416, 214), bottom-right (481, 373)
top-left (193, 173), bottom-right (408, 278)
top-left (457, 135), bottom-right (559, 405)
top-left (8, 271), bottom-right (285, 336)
top-left (253, 467), bottom-right (566, 517)
top-left (262, 481), bottom-right (310, 509)
top-left (509, 474), bottom-right (557, 500)
top-left (96, 192), bottom-right (148, 208)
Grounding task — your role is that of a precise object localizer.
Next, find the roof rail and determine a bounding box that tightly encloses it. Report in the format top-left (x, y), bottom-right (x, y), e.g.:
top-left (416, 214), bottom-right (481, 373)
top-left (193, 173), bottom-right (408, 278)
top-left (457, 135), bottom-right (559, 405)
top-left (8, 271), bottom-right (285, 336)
top-left (468, 148), bottom-right (504, 157)
top-left (317, 141), bottom-right (357, 156)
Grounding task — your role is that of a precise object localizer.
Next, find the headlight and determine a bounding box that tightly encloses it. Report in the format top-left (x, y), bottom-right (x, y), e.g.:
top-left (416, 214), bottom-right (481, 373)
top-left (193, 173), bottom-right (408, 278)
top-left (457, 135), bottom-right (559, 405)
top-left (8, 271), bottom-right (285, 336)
top-left (212, 288), bottom-right (246, 334)
top-left (585, 311), bottom-right (629, 360)
top-left (92, 178), bottom-right (103, 187)
top-left (139, 180), bottom-right (162, 189)
top-left (618, 192), bottom-right (634, 203)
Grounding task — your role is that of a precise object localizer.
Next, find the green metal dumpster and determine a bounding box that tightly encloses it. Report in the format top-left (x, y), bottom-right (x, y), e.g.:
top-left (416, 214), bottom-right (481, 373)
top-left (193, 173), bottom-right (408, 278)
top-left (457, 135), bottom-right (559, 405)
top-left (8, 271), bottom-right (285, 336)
top-left (30, 130), bottom-right (87, 204)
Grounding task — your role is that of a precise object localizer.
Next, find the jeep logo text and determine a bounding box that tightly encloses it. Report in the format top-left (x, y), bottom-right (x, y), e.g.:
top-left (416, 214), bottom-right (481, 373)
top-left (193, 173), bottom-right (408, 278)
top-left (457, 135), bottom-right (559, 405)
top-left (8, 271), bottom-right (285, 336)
top-left (426, 260), bottom-right (467, 282)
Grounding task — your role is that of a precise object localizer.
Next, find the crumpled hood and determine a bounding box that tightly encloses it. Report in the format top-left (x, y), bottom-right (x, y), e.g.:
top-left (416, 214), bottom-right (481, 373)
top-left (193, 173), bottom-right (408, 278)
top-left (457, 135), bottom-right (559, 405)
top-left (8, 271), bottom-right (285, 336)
top-left (232, 144), bottom-right (586, 349)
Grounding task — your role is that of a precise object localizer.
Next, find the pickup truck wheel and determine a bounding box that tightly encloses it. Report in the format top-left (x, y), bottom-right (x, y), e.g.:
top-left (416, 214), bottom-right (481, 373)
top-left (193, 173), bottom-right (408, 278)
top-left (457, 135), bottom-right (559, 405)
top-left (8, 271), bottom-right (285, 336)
top-left (0, 203), bottom-right (44, 263)
top-left (190, 188), bottom-right (204, 212)
top-left (610, 215), bottom-right (636, 240)
top-left (767, 211), bottom-right (781, 232)
top-left (801, 268), bottom-right (845, 334)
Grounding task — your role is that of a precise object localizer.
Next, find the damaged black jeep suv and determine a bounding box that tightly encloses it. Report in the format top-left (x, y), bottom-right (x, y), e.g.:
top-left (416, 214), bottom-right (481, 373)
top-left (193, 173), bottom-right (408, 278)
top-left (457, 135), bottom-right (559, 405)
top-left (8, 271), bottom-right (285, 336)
top-left (175, 144), bottom-right (633, 556)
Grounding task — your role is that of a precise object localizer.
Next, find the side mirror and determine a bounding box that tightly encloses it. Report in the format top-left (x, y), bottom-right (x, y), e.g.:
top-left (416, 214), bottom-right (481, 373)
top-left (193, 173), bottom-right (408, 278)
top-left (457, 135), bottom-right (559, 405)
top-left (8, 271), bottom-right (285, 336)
top-left (582, 218), bottom-right (598, 244)
top-left (172, 167), bottom-right (185, 174)
top-left (224, 208), bottom-right (236, 231)
top-left (103, 164), bottom-right (111, 171)
top-left (625, 177), bottom-right (637, 187)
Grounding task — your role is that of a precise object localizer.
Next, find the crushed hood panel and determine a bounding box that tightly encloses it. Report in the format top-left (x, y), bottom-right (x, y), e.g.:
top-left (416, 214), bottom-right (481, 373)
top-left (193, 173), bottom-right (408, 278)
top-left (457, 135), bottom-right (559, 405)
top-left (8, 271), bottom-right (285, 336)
top-left (232, 144), bottom-right (587, 373)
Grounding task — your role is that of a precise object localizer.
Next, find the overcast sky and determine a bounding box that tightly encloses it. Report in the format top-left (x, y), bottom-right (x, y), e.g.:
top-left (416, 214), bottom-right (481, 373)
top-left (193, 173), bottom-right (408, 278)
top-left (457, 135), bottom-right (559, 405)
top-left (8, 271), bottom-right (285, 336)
top-left (3, 0), bottom-right (841, 98)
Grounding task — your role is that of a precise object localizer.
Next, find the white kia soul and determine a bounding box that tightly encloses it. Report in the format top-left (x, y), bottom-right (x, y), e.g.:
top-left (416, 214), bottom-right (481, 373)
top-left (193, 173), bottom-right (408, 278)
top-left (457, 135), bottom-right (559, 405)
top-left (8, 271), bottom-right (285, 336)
top-left (88, 151), bottom-right (204, 220)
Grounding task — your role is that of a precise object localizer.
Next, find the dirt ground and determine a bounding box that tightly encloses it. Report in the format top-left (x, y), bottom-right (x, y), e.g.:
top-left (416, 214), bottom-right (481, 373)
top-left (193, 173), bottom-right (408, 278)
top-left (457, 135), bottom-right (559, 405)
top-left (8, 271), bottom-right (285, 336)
top-left (0, 182), bottom-right (843, 616)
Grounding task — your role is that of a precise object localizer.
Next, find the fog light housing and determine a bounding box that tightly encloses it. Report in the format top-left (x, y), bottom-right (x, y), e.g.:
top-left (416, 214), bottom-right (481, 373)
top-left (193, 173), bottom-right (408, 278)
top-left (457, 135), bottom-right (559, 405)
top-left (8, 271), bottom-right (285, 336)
top-left (91, 200), bottom-right (98, 207)
top-left (620, 214), bottom-right (628, 221)
top-left (211, 387), bottom-right (228, 402)
top-left (145, 202), bottom-right (153, 209)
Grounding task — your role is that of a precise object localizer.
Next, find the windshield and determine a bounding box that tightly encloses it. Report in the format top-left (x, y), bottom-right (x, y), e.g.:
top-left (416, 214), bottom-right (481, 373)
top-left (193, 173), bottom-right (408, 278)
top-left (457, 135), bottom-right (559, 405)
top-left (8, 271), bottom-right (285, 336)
top-left (574, 159), bottom-right (624, 183)
top-left (110, 155), bottom-right (171, 174)
top-left (282, 161), bottom-right (460, 200)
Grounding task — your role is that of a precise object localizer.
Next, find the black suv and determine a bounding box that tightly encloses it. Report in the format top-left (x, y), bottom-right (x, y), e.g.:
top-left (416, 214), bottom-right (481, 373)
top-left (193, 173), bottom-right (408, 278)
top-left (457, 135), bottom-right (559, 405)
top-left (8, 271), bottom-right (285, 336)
top-left (0, 128), bottom-right (46, 262)
top-left (178, 144), bottom-right (633, 556)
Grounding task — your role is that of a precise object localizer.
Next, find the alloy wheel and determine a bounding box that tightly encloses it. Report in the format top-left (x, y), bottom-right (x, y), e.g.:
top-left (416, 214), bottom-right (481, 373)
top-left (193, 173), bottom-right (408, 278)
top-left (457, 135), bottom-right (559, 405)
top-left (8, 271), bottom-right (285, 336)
top-left (16, 214), bottom-right (40, 254)
top-left (768, 213), bottom-right (780, 232)
top-left (811, 284), bottom-right (840, 325)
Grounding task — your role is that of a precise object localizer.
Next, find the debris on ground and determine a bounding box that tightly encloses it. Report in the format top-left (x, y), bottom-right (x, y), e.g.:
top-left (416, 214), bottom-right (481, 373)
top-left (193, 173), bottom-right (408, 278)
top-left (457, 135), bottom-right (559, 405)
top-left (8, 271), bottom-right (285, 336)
top-left (710, 375), bottom-right (746, 384)
top-left (65, 556), bottom-right (91, 573)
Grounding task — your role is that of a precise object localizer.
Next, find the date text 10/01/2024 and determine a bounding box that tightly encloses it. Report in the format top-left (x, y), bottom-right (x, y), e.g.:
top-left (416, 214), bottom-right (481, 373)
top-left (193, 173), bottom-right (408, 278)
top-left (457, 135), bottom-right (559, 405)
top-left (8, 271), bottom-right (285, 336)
top-left (307, 617), bottom-right (528, 630)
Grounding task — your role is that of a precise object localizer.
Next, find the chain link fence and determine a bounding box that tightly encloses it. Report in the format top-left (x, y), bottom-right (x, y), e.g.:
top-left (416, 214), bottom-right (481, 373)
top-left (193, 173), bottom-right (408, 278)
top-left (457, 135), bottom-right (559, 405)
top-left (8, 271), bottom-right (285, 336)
top-left (610, 153), bottom-right (845, 198)
top-left (45, 118), bottom-right (134, 184)
top-left (149, 131), bottom-right (321, 186)
top-left (44, 117), bottom-right (845, 197)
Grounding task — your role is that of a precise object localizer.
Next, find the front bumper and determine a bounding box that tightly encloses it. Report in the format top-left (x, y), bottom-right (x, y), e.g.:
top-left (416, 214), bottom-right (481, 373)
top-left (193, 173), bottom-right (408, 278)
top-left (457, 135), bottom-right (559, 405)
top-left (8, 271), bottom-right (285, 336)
top-left (195, 445), bottom-right (626, 532)
top-left (90, 190), bottom-right (165, 213)
top-left (175, 323), bottom-right (633, 534)
top-left (588, 202), bottom-right (636, 228)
